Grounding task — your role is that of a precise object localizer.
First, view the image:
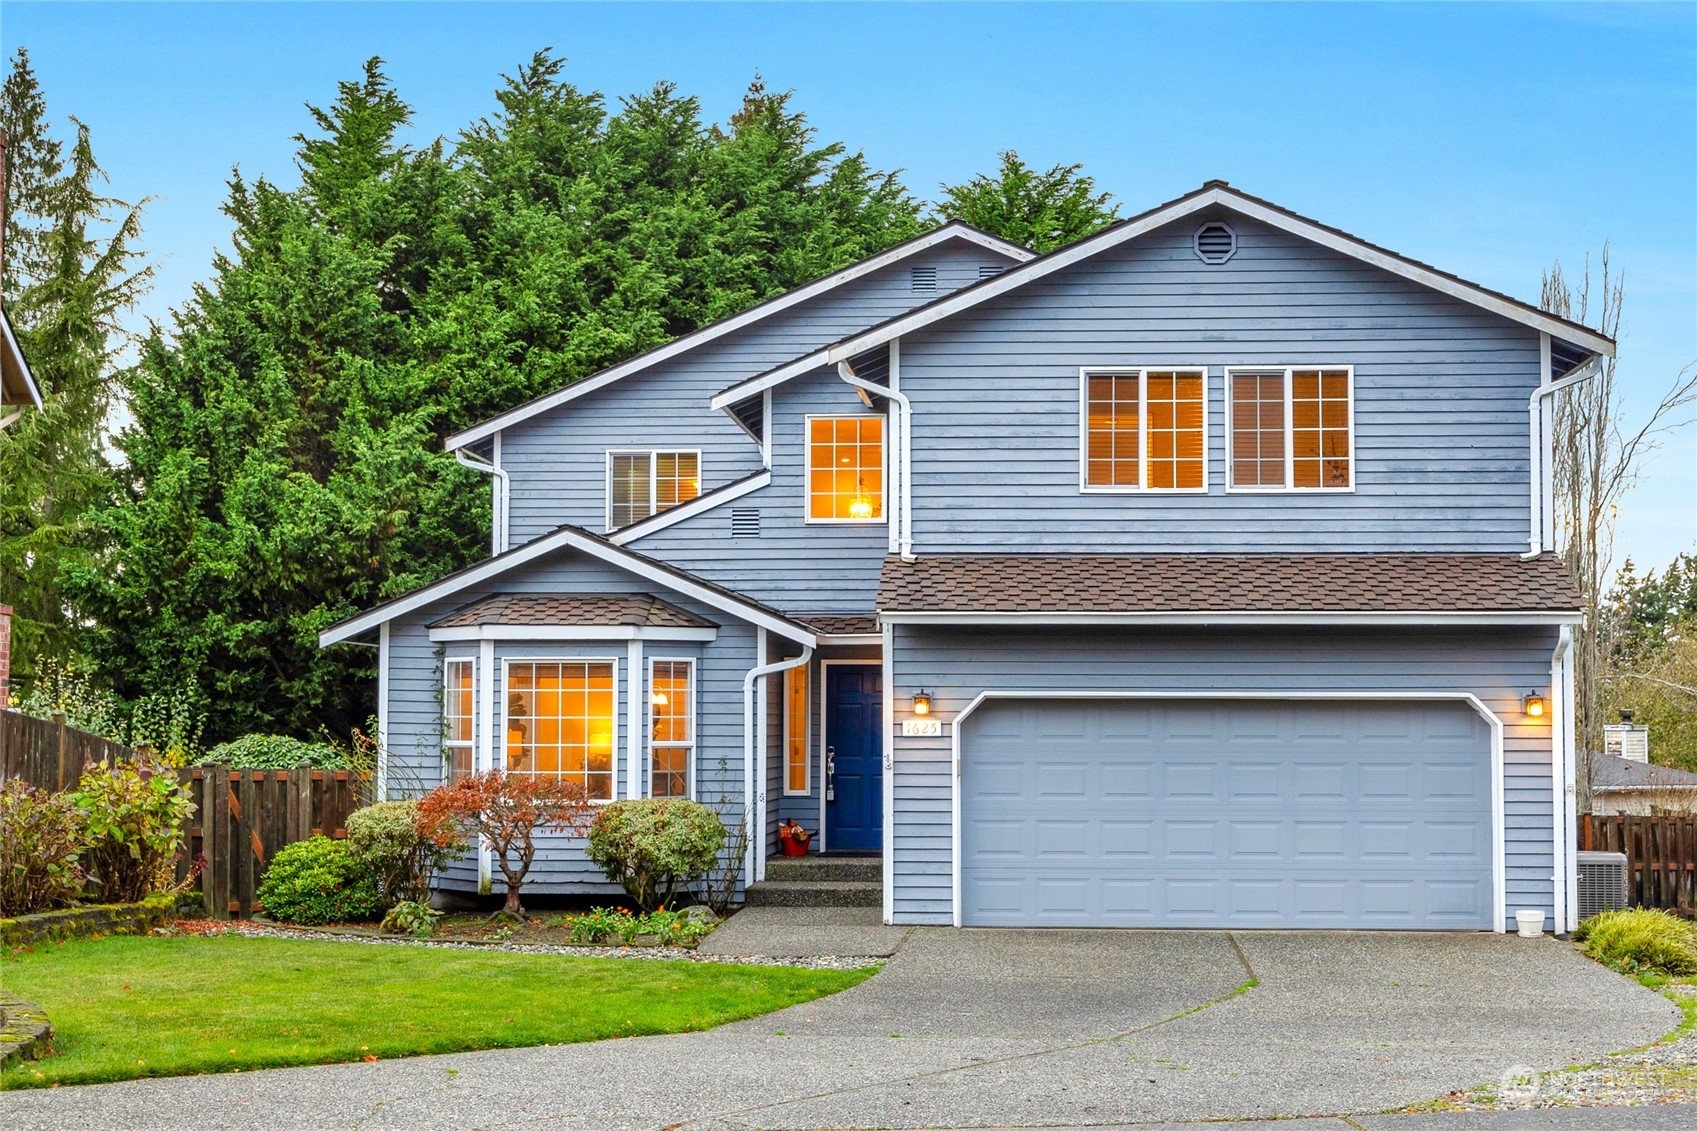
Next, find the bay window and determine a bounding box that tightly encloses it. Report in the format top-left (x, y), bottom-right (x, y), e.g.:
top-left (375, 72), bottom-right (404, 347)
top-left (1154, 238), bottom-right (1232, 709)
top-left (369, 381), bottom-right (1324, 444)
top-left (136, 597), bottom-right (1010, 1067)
top-left (504, 660), bottom-right (616, 800)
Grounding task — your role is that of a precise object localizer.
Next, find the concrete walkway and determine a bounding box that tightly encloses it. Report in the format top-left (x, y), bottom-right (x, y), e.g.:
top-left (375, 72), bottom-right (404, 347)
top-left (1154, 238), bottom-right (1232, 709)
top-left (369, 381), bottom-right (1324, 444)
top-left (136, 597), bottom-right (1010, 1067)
top-left (0, 918), bottom-right (1681, 1131)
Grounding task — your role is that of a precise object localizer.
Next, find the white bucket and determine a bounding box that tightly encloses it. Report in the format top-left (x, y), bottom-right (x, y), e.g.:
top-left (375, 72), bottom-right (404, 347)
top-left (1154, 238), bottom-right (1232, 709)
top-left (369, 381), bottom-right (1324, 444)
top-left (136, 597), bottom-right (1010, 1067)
top-left (1516, 909), bottom-right (1547, 938)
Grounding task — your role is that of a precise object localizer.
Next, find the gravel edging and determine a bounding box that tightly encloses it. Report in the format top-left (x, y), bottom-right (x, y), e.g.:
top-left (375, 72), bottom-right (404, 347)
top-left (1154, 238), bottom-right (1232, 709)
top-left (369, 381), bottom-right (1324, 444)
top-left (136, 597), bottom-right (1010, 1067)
top-left (1411, 985), bottom-right (1697, 1110)
top-left (169, 920), bottom-right (882, 970)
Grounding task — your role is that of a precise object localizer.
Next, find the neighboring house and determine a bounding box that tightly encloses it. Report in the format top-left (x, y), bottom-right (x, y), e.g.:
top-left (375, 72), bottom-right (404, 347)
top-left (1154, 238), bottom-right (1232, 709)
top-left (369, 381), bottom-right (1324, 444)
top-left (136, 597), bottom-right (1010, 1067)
top-left (322, 182), bottom-right (1610, 934)
top-left (1591, 755), bottom-right (1697, 816)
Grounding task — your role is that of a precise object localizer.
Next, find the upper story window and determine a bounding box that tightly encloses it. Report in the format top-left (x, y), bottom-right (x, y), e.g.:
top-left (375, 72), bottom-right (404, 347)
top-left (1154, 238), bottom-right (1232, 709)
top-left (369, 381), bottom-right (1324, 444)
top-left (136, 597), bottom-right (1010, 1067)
top-left (504, 660), bottom-right (615, 800)
top-left (444, 658), bottom-right (475, 783)
top-left (1081, 368), bottom-right (1206, 492)
top-left (806, 416), bottom-right (884, 522)
top-left (1228, 367), bottom-right (1353, 491)
top-left (607, 450), bottom-right (700, 530)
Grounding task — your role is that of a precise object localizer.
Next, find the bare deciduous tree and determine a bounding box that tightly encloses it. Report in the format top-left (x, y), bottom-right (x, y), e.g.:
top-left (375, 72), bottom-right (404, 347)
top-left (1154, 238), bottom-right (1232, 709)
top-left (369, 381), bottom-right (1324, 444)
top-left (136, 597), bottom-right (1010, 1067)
top-left (1545, 247), bottom-right (1697, 807)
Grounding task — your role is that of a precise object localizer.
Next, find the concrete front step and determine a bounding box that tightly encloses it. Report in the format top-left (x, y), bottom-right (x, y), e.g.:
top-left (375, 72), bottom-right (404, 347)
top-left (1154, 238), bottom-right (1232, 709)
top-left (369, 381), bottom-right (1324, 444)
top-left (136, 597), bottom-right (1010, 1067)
top-left (764, 855), bottom-right (883, 884)
top-left (744, 879), bottom-right (882, 908)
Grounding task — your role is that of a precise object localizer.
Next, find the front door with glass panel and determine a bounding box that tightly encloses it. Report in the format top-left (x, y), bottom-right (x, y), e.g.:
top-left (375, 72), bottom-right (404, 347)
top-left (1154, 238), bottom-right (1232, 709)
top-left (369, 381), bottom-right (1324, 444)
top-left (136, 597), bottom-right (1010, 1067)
top-left (824, 665), bottom-right (883, 851)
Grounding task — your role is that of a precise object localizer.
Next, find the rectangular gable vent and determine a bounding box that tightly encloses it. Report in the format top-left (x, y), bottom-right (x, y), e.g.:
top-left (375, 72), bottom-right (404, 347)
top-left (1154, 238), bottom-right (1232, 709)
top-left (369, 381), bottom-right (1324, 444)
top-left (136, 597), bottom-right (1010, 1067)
top-left (978, 265), bottom-right (1005, 280)
top-left (731, 508), bottom-right (761, 537)
top-left (910, 265), bottom-right (937, 293)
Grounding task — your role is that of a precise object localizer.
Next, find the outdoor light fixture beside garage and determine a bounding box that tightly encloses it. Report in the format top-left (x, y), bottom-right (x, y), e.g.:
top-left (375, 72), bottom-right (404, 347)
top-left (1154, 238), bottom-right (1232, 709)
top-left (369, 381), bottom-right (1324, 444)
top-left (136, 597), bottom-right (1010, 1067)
top-left (1523, 692), bottom-right (1546, 718)
top-left (912, 691), bottom-right (933, 716)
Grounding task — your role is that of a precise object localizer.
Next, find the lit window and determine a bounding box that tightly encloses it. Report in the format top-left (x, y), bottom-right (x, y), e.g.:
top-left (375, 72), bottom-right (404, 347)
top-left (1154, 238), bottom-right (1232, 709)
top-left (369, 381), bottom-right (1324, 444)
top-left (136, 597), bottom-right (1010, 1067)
top-left (1227, 368), bottom-right (1352, 490)
top-left (1083, 369), bottom-right (1205, 490)
top-left (607, 451), bottom-right (700, 529)
top-left (784, 665), bottom-right (809, 795)
top-left (444, 659), bottom-right (475, 783)
top-left (807, 417), bottom-right (884, 521)
top-left (649, 659), bottom-right (693, 799)
top-left (504, 661), bottom-right (615, 800)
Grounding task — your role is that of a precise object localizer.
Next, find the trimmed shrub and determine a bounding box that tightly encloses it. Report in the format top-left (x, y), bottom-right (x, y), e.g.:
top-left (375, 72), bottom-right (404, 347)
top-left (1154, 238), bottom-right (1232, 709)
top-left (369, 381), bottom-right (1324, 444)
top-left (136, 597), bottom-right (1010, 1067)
top-left (71, 760), bottom-right (195, 903)
top-left (256, 836), bottom-right (382, 925)
top-left (347, 800), bottom-right (460, 905)
top-left (0, 781), bottom-right (87, 916)
top-left (415, 772), bottom-right (592, 918)
top-left (197, 734), bottom-right (346, 770)
top-left (1576, 908), bottom-right (1697, 976)
top-left (585, 799), bottom-right (725, 912)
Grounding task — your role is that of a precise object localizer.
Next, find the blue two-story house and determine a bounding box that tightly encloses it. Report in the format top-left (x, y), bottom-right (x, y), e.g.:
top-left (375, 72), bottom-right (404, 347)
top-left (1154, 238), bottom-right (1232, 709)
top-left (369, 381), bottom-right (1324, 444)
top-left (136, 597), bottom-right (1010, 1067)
top-left (321, 182), bottom-right (1610, 933)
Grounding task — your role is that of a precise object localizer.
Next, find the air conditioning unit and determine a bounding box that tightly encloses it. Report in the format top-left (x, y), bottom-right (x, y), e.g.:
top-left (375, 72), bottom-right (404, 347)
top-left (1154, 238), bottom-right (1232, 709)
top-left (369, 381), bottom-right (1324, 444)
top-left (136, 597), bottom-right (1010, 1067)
top-left (1576, 851), bottom-right (1630, 921)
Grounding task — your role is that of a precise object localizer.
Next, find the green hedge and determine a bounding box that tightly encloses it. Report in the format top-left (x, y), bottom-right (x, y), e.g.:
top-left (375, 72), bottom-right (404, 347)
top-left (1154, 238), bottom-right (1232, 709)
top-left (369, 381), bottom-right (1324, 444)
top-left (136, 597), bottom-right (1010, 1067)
top-left (197, 734), bottom-right (347, 770)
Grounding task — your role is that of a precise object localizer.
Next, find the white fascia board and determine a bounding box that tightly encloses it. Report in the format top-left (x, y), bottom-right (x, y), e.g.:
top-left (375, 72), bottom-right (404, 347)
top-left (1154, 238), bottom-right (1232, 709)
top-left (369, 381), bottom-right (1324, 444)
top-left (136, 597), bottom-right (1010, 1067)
top-left (429, 625), bottom-right (718, 643)
top-left (709, 351), bottom-right (831, 412)
top-left (446, 226), bottom-right (1031, 450)
top-left (878, 609), bottom-right (1584, 627)
top-left (610, 470), bottom-right (770, 546)
top-left (320, 525), bottom-right (815, 648)
top-left (819, 633), bottom-right (884, 646)
top-left (0, 310), bottom-right (43, 408)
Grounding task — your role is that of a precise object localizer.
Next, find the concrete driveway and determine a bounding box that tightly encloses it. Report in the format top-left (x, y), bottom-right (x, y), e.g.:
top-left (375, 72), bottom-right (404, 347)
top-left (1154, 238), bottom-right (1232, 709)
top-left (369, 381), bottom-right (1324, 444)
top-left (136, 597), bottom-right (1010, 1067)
top-left (0, 926), bottom-right (1680, 1131)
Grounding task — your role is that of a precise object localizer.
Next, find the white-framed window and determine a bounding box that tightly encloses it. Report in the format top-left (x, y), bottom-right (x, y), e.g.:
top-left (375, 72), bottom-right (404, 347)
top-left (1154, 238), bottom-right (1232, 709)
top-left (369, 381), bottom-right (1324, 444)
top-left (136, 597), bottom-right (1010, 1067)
top-left (648, 658), bottom-right (694, 799)
top-left (444, 658), bottom-right (476, 783)
top-left (805, 415), bottom-right (885, 523)
top-left (783, 664), bottom-right (809, 796)
top-left (502, 659), bottom-right (617, 800)
top-left (606, 450), bottom-right (700, 530)
top-left (1079, 367), bottom-right (1208, 492)
top-left (1226, 366), bottom-right (1354, 491)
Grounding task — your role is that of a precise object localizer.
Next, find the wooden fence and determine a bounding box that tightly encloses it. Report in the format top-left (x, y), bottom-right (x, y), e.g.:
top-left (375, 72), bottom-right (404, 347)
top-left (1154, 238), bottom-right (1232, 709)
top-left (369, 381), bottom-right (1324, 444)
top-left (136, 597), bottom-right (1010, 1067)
top-left (1579, 814), bottom-right (1697, 917)
top-left (3, 710), bottom-right (368, 920)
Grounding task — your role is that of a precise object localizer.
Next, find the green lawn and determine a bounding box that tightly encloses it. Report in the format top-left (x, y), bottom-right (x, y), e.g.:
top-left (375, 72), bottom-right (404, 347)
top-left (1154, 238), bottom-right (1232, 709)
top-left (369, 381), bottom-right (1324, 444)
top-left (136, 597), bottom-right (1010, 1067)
top-left (1, 934), bottom-right (874, 1088)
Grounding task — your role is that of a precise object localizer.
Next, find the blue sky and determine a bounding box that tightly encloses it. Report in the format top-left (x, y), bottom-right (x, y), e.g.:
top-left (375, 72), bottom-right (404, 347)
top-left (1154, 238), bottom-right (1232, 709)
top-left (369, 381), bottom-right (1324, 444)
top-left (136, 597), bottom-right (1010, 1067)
top-left (6, 2), bottom-right (1694, 569)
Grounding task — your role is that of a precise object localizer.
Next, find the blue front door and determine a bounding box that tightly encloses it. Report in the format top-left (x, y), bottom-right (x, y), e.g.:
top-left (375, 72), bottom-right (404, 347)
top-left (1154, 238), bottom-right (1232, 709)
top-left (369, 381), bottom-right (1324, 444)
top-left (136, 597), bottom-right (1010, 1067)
top-left (825, 665), bottom-right (883, 851)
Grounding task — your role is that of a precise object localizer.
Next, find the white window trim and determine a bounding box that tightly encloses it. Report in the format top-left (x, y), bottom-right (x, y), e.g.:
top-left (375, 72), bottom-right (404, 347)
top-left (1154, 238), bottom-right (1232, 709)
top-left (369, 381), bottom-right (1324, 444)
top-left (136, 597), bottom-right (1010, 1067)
top-left (604, 449), bottom-right (702, 532)
top-left (803, 413), bottom-right (888, 525)
top-left (443, 656), bottom-right (477, 784)
top-left (1077, 366), bottom-right (1211, 495)
top-left (647, 655), bottom-right (696, 800)
top-left (1224, 365), bottom-right (1356, 494)
top-left (499, 655), bottom-right (620, 804)
top-left (782, 661), bottom-right (811, 797)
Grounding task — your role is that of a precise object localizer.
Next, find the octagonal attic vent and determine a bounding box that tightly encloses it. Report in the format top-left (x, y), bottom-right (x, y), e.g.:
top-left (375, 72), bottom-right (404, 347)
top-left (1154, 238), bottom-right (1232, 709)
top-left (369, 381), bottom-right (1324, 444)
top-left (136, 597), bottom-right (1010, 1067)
top-left (1193, 222), bottom-right (1237, 265)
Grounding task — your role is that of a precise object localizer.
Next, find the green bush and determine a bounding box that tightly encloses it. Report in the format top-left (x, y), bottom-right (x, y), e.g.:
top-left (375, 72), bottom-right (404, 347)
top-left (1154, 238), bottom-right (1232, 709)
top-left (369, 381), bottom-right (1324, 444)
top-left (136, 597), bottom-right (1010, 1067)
top-left (566, 906), bottom-right (714, 946)
top-left (256, 836), bottom-right (382, 925)
top-left (585, 799), bottom-right (725, 912)
top-left (347, 800), bottom-right (460, 905)
top-left (197, 734), bottom-right (346, 770)
top-left (379, 899), bottom-right (441, 938)
top-left (1576, 908), bottom-right (1697, 976)
top-left (0, 781), bottom-right (87, 916)
top-left (71, 761), bottom-right (195, 903)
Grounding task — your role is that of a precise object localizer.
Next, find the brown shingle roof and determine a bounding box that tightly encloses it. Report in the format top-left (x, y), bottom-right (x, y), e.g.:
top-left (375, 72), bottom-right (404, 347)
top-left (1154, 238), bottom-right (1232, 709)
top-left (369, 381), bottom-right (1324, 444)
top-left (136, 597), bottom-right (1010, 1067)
top-left (430, 593), bottom-right (716, 630)
top-left (877, 553), bottom-right (1582, 615)
top-left (794, 613), bottom-right (879, 636)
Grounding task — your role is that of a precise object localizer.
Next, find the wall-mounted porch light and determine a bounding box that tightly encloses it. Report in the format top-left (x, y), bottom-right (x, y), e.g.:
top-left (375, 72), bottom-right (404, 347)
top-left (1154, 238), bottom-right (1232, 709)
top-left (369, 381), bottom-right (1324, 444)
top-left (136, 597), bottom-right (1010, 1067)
top-left (1523, 692), bottom-right (1546, 718)
top-left (912, 690), bottom-right (933, 716)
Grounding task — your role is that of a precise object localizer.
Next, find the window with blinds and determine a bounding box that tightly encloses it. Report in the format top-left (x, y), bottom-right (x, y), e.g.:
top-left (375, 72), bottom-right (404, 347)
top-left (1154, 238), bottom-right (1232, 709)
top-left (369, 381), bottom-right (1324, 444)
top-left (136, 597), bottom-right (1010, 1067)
top-left (1082, 368), bottom-right (1206, 491)
top-left (606, 450), bottom-right (700, 529)
top-left (1228, 367), bottom-right (1353, 490)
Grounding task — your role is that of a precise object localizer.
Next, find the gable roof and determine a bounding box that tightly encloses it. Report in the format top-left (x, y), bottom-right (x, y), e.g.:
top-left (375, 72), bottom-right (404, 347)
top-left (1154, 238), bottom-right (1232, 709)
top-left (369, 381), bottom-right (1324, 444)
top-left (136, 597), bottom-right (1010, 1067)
top-left (319, 524), bottom-right (815, 648)
top-left (709, 181), bottom-right (1616, 411)
top-left (876, 551), bottom-right (1583, 623)
top-left (1592, 754), bottom-right (1697, 795)
top-left (443, 222), bottom-right (1034, 452)
top-left (1, 308), bottom-right (41, 411)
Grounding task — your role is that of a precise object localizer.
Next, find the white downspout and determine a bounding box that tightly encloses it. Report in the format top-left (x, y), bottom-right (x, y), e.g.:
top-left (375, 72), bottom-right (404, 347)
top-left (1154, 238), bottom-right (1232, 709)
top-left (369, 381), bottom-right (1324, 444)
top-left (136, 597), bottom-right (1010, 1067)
top-left (1560, 624), bottom-right (1579, 931)
top-left (742, 637), bottom-right (814, 893)
top-left (455, 447), bottom-right (510, 555)
top-left (1521, 357), bottom-right (1603, 560)
top-left (837, 357), bottom-right (914, 561)
top-left (1550, 625), bottom-right (1573, 933)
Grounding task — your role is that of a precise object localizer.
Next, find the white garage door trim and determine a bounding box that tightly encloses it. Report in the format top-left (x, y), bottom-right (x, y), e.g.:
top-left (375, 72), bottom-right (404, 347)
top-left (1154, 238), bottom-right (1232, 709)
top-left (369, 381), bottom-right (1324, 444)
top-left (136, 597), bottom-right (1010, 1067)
top-left (948, 690), bottom-right (1506, 933)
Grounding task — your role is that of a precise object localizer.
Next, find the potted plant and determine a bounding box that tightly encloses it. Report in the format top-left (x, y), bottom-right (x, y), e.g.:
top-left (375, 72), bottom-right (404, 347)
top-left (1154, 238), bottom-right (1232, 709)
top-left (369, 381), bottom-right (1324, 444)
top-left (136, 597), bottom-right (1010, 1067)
top-left (777, 819), bottom-right (813, 856)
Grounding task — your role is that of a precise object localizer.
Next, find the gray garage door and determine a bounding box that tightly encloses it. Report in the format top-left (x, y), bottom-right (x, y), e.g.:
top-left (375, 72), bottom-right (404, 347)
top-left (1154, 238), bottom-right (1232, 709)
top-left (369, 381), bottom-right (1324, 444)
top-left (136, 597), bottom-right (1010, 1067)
top-left (960, 698), bottom-right (1493, 929)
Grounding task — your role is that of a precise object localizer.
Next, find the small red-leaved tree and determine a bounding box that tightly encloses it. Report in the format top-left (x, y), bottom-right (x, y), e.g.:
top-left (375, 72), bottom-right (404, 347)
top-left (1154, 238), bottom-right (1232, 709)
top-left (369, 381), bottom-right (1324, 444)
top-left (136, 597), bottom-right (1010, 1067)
top-left (416, 772), bottom-right (592, 920)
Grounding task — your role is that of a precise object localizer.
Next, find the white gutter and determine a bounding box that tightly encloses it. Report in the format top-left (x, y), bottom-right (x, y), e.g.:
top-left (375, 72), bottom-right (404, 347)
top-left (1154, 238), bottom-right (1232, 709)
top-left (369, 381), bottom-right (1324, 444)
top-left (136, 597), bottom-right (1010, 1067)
top-left (742, 634), bottom-right (814, 892)
top-left (837, 356), bottom-right (914, 561)
top-left (454, 445), bottom-right (510, 555)
top-left (1522, 356), bottom-right (1603, 559)
top-left (1550, 625), bottom-right (1573, 933)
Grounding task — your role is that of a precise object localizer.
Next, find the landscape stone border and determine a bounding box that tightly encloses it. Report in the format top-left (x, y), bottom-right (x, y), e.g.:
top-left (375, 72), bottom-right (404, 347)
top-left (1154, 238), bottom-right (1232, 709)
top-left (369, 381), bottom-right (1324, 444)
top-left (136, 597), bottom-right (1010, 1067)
top-left (0, 992), bottom-right (51, 1067)
top-left (0, 893), bottom-right (202, 948)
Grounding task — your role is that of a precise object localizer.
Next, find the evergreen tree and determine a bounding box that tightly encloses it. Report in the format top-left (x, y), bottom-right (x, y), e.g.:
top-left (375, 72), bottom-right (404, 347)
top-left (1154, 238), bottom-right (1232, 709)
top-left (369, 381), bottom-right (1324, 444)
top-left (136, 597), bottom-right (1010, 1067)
top-left (936, 150), bottom-right (1119, 252)
top-left (0, 48), bottom-right (151, 687)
